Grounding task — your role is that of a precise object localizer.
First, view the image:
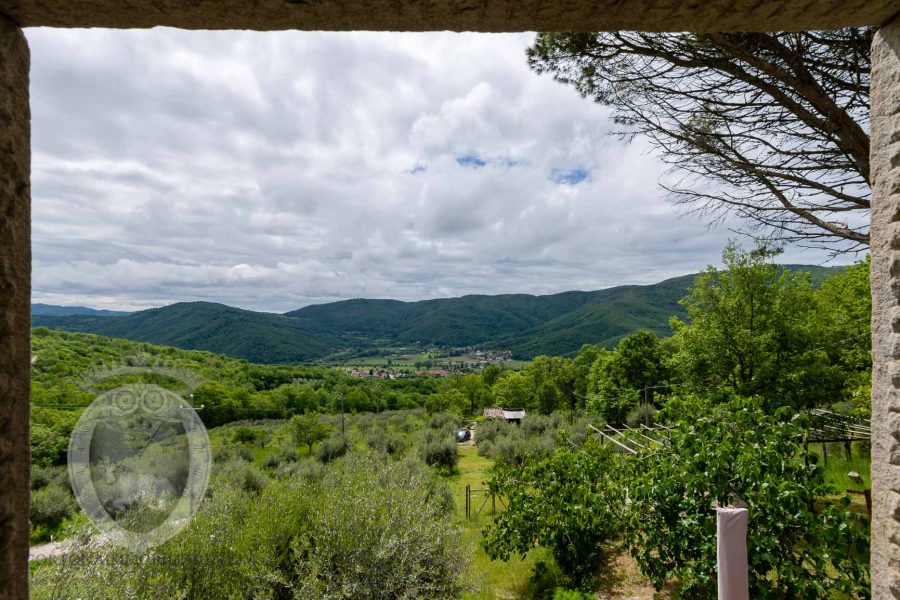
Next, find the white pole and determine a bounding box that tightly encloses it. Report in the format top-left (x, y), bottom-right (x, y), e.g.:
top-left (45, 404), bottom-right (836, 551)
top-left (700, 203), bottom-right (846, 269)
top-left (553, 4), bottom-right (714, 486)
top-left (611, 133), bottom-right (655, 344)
top-left (716, 507), bottom-right (749, 600)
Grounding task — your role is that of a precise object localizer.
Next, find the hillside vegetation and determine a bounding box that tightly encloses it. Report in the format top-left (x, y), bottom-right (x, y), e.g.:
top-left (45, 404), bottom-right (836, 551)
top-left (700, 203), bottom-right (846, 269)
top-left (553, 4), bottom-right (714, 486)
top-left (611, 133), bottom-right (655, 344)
top-left (29, 250), bottom-right (871, 598)
top-left (33, 265), bottom-right (840, 363)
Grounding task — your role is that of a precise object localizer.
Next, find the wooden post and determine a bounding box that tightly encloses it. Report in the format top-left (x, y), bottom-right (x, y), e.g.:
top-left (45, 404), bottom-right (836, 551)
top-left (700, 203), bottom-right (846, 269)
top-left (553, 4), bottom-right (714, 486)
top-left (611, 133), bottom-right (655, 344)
top-left (465, 484), bottom-right (470, 520)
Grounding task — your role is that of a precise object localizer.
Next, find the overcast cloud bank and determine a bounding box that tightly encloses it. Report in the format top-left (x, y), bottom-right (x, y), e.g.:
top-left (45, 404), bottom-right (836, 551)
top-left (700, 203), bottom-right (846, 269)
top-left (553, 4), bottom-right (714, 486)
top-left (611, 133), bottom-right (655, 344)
top-left (28, 29), bottom-right (851, 312)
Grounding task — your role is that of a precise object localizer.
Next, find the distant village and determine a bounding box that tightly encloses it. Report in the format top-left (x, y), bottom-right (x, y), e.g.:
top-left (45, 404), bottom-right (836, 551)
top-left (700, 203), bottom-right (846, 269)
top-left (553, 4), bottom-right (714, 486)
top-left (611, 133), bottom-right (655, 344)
top-left (344, 348), bottom-right (512, 379)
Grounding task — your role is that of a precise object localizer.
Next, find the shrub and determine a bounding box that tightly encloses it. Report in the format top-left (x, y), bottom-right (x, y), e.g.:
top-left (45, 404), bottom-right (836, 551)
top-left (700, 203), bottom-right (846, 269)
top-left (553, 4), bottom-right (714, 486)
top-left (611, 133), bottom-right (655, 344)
top-left (31, 456), bottom-right (467, 600)
top-left (31, 465), bottom-right (68, 492)
top-left (292, 454), bottom-right (466, 599)
top-left (316, 434), bottom-right (350, 464)
top-left (31, 480), bottom-right (312, 599)
top-left (366, 429), bottom-right (408, 457)
top-left (355, 413), bottom-right (374, 434)
top-left (493, 429), bottom-right (554, 467)
top-left (31, 423), bottom-right (68, 468)
top-left (476, 419), bottom-right (505, 445)
top-left (522, 414), bottom-right (551, 437)
top-left (428, 412), bottom-right (462, 433)
top-left (214, 446), bottom-right (253, 463)
top-left (276, 459), bottom-right (325, 483)
top-left (232, 426), bottom-right (261, 444)
top-left (419, 439), bottom-right (458, 470)
top-left (476, 439), bottom-right (495, 459)
top-left (30, 483), bottom-right (75, 529)
top-left (625, 403), bottom-right (657, 428)
top-left (419, 430), bottom-right (458, 470)
top-left (263, 448), bottom-right (298, 469)
top-left (214, 459), bottom-right (268, 494)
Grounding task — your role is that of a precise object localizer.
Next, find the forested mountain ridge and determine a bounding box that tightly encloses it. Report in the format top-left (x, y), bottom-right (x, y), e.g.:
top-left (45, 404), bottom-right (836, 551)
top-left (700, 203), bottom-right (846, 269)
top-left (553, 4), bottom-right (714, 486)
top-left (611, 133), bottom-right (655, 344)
top-left (32, 303), bottom-right (131, 317)
top-left (33, 302), bottom-right (343, 363)
top-left (33, 264), bottom-right (841, 363)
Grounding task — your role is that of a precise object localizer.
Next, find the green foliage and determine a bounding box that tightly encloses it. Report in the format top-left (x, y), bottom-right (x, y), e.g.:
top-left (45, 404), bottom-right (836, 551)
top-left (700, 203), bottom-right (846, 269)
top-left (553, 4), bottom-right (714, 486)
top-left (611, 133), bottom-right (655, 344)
top-left (625, 403), bottom-right (657, 428)
top-left (291, 454), bottom-right (466, 599)
top-left (32, 454), bottom-right (466, 600)
top-left (29, 422), bottom-right (69, 468)
top-left (316, 434), bottom-right (350, 464)
top-left (427, 411), bottom-right (463, 433)
top-left (487, 357), bottom-right (580, 414)
top-left (587, 330), bottom-right (667, 423)
top-left (419, 432), bottom-right (459, 471)
top-left (214, 459), bottom-right (268, 494)
top-left (262, 447), bottom-right (298, 469)
top-left (572, 344), bottom-right (601, 399)
top-left (482, 363), bottom-right (504, 387)
top-left (30, 483), bottom-right (75, 530)
top-left (624, 396), bottom-right (870, 597)
top-left (30, 465), bottom-right (69, 492)
top-left (477, 413), bottom-right (596, 466)
top-left (479, 426), bottom-right (554, 467)
top-left (492, 371), bottom-right (533, 408)
top-left (552, 589), bottom-right (594, 600)
top-left (814, 257), bottom-right (872, 412)
top-left (670, 244), bottom-right (843, 410)
top-left (231, 426), bottom-right (261, 444)
top-left (483, 440), bottom-right (625, 588)
top-left (291, 412), bottom-right (332, 454)
top-left (366, 428), bottom-right (408, 457)
top-left (30, 329), bottom-right (430, 431)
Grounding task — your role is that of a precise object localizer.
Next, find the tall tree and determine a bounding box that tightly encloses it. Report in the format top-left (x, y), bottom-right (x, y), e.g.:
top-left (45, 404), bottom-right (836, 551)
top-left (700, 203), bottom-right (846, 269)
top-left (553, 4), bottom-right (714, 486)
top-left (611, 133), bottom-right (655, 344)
top-left (527, 30), bottom-right (871, 253)
top-left (814, 257), bottom-right (871, 411)
top-left (572, 343), bottom-right (601, 402)
top-left (669, 243), bottom-right (839, 409)
top-left (587, 331), bottom-right (666, 422)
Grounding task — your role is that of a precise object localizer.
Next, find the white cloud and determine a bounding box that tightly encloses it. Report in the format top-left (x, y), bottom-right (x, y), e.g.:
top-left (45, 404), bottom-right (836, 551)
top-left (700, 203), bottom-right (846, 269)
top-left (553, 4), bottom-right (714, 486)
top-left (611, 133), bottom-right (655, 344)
top-left (26, 29), bottom-right (851, 313)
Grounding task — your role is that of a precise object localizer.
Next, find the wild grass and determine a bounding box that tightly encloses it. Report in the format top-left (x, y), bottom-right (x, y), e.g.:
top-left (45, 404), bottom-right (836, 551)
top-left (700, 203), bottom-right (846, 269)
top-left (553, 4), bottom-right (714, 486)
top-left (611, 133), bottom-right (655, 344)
top-left (452, 445), bottom-right (555, 600)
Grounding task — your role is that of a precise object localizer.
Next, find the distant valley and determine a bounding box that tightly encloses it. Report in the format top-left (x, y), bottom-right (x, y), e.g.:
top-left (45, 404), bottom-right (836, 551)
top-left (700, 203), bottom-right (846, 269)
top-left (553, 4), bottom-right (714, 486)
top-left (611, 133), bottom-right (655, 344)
top-left (32, 265), bottom-right (840, 364)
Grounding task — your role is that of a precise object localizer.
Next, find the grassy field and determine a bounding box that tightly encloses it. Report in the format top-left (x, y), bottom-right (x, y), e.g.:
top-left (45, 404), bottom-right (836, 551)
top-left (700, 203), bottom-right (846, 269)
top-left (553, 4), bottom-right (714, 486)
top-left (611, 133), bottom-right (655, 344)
top-left (807, 441), bottom-right (872, 519)
top-left (451, 445), bottom-right (553, 600)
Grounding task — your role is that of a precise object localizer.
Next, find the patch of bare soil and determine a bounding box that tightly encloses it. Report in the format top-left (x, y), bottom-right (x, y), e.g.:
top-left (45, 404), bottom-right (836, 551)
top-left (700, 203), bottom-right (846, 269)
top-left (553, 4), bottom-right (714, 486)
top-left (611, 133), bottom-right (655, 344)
top-left (593, 551), bottom-right (676, 600)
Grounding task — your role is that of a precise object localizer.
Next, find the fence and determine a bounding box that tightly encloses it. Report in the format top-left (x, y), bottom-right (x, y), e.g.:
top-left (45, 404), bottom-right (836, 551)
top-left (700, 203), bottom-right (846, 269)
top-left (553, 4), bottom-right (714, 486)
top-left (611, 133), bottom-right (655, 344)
top-left (464, 484), bottom-right (506, 520)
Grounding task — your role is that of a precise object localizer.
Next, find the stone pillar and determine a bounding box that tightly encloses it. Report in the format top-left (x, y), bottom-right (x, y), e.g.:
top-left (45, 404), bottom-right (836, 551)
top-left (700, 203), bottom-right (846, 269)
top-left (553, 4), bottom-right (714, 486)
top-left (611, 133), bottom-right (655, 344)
top-left (0, 14), bottom-right (30, 600)
top-left (871, 15), bottom-right (900, 600)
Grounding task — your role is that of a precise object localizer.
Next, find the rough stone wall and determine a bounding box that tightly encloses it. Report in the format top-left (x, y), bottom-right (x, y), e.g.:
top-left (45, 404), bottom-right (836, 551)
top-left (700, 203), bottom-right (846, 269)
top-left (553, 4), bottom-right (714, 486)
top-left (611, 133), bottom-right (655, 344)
top-left (871, 16), bottom-right (900, 600)
top-left (0, 0), bottom-right (895, 598)
top-left (0, 14), bottom-right (29, 600)
top-left (0, 0), bottom-right (896, 32)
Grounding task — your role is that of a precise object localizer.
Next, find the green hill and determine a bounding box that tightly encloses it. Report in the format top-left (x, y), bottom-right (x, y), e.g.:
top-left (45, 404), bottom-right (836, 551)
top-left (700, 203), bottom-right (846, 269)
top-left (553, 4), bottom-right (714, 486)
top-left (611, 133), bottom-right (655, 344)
top-left (499, 274), bottom-right (697, 356)
top-left (33, 302), bottom-right (343, 363)
top-left (32, 303), bottom-right (130, 317)
top-left (284, 291), bottom-right (602, 346)
top-left (33, 264), bottom-right (842, 362)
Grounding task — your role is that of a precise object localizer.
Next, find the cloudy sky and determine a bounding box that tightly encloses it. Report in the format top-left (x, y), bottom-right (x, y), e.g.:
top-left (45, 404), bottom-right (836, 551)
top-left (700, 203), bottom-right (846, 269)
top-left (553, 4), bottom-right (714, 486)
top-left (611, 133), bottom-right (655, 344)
top-left (27, 29), bottom-right (851, 313)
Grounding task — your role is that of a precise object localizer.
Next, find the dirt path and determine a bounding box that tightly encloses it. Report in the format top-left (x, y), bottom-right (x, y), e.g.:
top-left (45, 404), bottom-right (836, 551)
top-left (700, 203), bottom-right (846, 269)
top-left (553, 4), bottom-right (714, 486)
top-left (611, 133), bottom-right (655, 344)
top-left (29, 540), bottom-right (75, 561)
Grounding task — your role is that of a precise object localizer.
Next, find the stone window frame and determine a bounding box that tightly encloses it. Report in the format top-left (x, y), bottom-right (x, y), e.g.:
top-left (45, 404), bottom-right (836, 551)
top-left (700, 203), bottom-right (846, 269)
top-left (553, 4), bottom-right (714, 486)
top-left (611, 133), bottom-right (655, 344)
top-left (0, 3), bottom-right (897, 598)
